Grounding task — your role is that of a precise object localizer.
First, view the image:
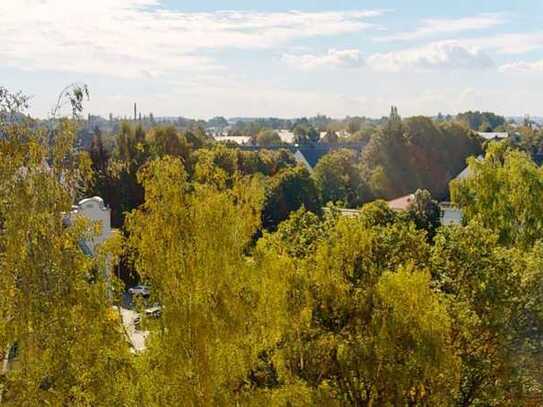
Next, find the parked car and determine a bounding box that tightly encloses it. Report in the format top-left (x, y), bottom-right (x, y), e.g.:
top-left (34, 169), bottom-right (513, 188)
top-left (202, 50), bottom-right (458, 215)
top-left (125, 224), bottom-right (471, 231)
top-left (128, 285), bottom-right (150, 298)
top-left (144, 305), bottom-right (162, 318)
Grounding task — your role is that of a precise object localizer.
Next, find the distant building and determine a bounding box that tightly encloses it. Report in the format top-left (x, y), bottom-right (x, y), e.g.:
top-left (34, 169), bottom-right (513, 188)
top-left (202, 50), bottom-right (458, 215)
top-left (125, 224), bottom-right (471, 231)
top-left (70, 196), bottom-right (113, 257)
top-left (214, 135), bottom-right (251, 145)
top-left (476, 132), bottom-right (509, 141)
top-left (454, 164), bottom-right (472, 181)
top-left (238, 142), bottom-right (368, 173)
top-left (277, 130), bottom-right (296, 144)
top-left (386, 194), bottom-right (415, 211)
top-left (296, 143), bottom-right (368, 173)
top-left (322, 207), bottom-right (360, 217)
top-left (439, 202), bottom-right (463, 226)
top-left (294, 146), bottom-right (336, 172)
top-left (437, 155), bottom-right (485, 226)
top-left (386, 193), bottom-right (464, 226)
top-left (453, 154), bottom-right (483, 181)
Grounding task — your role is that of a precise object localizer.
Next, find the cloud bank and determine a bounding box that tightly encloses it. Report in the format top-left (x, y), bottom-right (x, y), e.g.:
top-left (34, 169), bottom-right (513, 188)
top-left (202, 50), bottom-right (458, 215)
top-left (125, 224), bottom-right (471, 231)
top-left (499, 60), bottom-right (543, 73)
top-left (0, 1), bottom-right (385, 78)
top-left (368, 41), bottom-right (494, 72)
top-left (281, 49), bottom-right (364, 71)
top-left (377, 13), bottom-right (506, 42)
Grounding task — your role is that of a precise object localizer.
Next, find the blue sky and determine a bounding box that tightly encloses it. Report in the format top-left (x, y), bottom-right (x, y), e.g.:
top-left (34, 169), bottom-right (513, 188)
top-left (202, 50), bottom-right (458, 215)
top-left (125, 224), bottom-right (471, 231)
top-left (1, 0), bottom-right (542, 119)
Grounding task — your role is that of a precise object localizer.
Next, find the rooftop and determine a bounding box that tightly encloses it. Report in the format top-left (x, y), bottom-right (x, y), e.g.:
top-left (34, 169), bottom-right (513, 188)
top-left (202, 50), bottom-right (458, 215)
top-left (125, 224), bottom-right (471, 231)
top-left (387, 194), bottom-right (415, 211)
top-left (476, 132), bottom-right (509, 140)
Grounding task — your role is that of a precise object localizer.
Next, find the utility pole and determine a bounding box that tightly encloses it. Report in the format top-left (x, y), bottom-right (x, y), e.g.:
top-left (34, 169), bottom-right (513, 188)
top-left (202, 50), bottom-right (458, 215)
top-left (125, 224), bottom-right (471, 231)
top-left (134, 103), bottom-right (137, 122)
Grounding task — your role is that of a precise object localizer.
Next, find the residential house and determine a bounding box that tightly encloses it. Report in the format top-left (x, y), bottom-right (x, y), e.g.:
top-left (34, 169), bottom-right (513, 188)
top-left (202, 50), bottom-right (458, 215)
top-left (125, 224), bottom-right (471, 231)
top-left (294, 142), bottom-right (368, 173)
top-left (294, 146), bottom-right (335, 173)
top-left (476, 131), bottom-right (509, 141)
top-left (70, 196), bottom-right (113, 256)
top-left (438, 155), bottom-right (483, 225)
top-left (386, 194), bottom-right (415, 211)
top-left (439, 202), bottom-right (463, 226)
top-left (322, 207), bottom-right (360, 217)
top-left (239, 142), bottom-right (368, 174)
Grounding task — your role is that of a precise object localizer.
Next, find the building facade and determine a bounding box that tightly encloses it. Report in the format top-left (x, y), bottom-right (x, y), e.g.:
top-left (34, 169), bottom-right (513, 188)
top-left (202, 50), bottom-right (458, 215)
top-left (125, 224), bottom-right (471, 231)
top-left (71, 196), bottom-right (112, 256)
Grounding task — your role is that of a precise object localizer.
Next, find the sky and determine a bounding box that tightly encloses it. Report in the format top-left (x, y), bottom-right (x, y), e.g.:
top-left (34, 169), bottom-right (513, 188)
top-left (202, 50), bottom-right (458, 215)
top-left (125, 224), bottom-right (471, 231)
top-left (1, 0), bottom-right (542, 119)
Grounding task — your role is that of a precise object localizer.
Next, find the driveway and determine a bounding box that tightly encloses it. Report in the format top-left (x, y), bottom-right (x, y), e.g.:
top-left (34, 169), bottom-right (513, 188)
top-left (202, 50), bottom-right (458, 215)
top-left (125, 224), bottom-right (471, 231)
top-left (118, 306), bottom-right (148, 353)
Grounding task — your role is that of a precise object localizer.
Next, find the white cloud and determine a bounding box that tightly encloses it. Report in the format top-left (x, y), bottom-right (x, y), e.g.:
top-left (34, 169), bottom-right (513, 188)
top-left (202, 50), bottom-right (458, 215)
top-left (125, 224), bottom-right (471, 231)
top-left (466, 32), bottom-right (543, 54)
top-left (281, 49), bottom-right (364, 71)
top-left (377, 13), bottom-right (506, 42)
top-left (368, 41), bottom-right (494, 72)
top-left (499, 60), bottom-right (543, 72)
top-left (0, 1), bottom-right (385, 79)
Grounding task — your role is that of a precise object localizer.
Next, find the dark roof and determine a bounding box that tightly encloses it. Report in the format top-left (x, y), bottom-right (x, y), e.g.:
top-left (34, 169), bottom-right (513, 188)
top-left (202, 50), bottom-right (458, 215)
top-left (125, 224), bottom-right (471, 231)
top-left (533, 153), bottom-right (543, 166)
top-left (297, 146), bottom-right (332, 168)
top-left (298, 143), bottom-right (368, 168)
top-left (238, 142), bottom-right (368, 168)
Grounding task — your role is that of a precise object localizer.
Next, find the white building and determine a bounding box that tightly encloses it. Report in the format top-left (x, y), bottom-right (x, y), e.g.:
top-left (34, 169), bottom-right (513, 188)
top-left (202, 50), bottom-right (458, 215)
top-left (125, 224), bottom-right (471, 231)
top-left (439, 155), bottom-right (485, 226)
top-left (70, 196), bottom-right (112, 256)
top-left (214, 135), bottom-right (251, 145)
top-left (277, 130), bottom-right (296, 144)
top-left (322, 207), bottom-right (360, 217)
top-left (476, 132), bottom-right (509, 141)
top-left (439, 202), bottom-right (463, 226)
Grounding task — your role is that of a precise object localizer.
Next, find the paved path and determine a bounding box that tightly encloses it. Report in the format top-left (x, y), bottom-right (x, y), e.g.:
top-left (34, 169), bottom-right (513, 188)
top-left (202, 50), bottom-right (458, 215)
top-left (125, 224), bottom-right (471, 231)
top-left (117, 306), bottom-right (148, 353)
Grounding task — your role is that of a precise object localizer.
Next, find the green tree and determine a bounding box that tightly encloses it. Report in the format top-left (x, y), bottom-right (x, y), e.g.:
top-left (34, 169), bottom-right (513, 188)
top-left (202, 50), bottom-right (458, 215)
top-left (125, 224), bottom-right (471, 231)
top-left (359, 199), bottom-right (398, 227)
top-left (372, 267), bottom-right (459, 405)
top-left (193, 144), bottom-right (239, 189)
top-left (255, 129), bottom-right (282, 147)
top-left (306, 127), bottom-right (320, 144)
top-left (320, 130), bottom-right (338, 144)
top-left (405, 189), bottom-right (441, 239)
top-left (431, 223), bottom-right (539, 404)
top-left (147, 125), bottom-right (192, 163)
top-left (258, 214), bottom-right (457, 405)
top-left (185, 126), bottom-right (212, 149)
top-left (456, 111), bottom-right (506, 131)
top-left (257, 207), bottom-right (334, 260)
top-left (207, 116), bottom-right (228, 128)
top-left (313, 149), bottom-right (371, 208)
top-left (0, 88), bottom-right (134, 405)
top-left (236, 149), bottom-right (296, 177)
top-left (364, 116), bottom-right (481, 199)
top-left (88, 128), bottom-right (113, 206)
top-left (103, 123), bottom-right (151, 227)
top-left (262, 166), bottom-right (321, 230)
top-left (347, 127), bottom-right (374, 144)
top-left (293, 125), bottom-right (308, 145)
top-left (126, 157), bottom-right (288, 405)
top-left (451, 142), bottom-right (543, 247)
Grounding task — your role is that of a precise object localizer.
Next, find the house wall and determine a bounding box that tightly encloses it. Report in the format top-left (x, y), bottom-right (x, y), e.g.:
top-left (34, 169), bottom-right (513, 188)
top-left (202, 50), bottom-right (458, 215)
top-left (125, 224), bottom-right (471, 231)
top-left (441, 206), bottom-right (463, 226)
top-left (74, 197), bottom-right (112, 253)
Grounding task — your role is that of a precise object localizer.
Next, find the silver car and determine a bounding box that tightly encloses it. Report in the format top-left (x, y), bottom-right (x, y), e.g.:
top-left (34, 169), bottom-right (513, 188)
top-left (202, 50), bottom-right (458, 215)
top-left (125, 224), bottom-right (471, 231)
top-left (128, 285), bottom-right (150, 298)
